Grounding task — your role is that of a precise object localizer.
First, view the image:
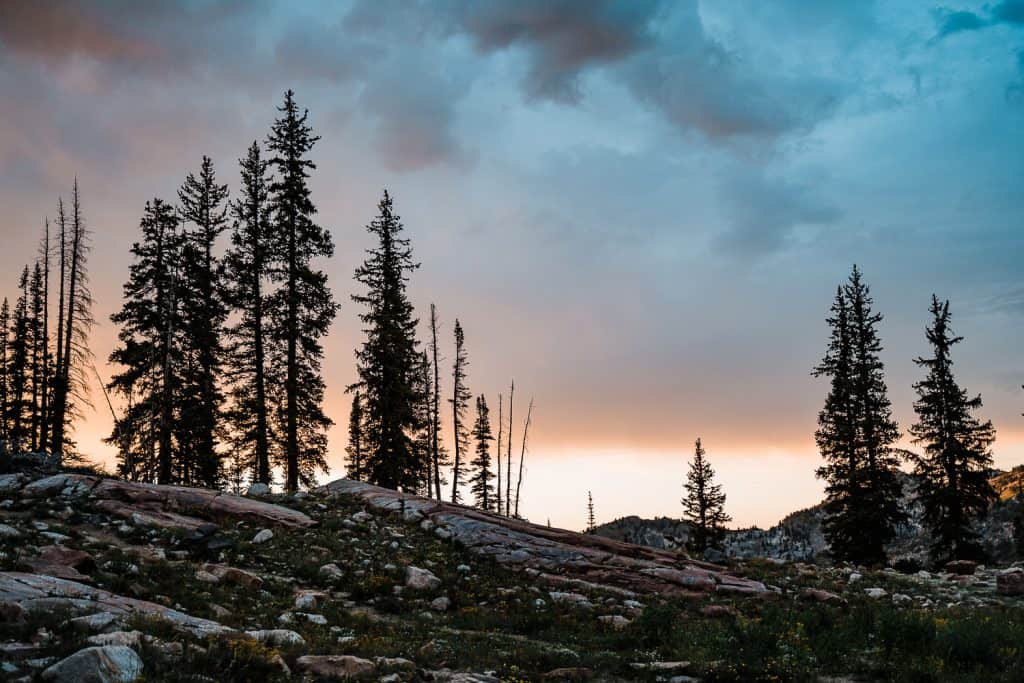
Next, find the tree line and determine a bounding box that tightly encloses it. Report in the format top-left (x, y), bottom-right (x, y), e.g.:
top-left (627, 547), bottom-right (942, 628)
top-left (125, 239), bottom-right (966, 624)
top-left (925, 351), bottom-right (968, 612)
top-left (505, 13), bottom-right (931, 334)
top-left (0, 181), bottom-right (94, 462)
top-left (1, 90), bottom-right (532, 516)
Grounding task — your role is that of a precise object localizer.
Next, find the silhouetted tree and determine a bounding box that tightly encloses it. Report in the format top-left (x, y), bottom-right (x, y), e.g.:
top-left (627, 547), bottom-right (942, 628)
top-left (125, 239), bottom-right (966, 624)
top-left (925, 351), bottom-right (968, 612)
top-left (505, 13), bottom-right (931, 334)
top-left (469, 394), bottom-right (495, 510)
top-left (27, 263), bottom-right (45, 451)
top-left (683, 438), bottom-right (731, 554)
top-left (352, 190), bottom-right (421, 492)
top-left (495, 393), bottom-right (503, 517)
top-left (37, 220), bottom-right (52, 451)
top-left (108, 198), bottom-right (183, 483)
top-left (427, 304), bottom-right (449, 499)
top-left (345, 390), bottom-right (366, 481)
top-left (176, 156), bottom-right (229, 487)
top-left (450, 319), bottom-right (470, 504)
top-left (0, 298), bottom-right (9, 444)
top-left (6, 268), bottom-right (30, 451)
top-left (505, 380), bottom-right (514, 516)
top-left (514, 397), bottom-right (532, 518)
top-left (224, 142), bottom-right (275, 486)
top-left (586, 491), bottom-right (596, 532)
top-left (50, 180), bottom-right (93, 461)
top-left (909, 296), bottom-right (996, 563)
top-left (266, 90), bottom-right (337, 491)
top-left (814, 267), bottom-right (905, 565)
top-left (412, 350), bottom-right (434, 495)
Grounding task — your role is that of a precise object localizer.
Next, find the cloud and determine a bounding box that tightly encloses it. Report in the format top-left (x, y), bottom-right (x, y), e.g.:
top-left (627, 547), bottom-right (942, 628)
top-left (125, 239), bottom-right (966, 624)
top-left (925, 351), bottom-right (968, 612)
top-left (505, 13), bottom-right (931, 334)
top-left (716, 168), bottom-right (841, 255)
top-left (932, 1), bottom-right (1024, 41)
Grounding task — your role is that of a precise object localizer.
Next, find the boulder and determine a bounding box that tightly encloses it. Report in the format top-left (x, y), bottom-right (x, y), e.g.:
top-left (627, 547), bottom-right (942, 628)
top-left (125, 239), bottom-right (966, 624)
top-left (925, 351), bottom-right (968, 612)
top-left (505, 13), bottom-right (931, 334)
top-left (320, 563), bottom-right (345, 581)
top-left (801, 588), bottom-right (848, 606)
top-left (246, 483), bottom-right (271, 496)
top-left (406, 566), bottom-right (441, 590)
top-left (430, 596), bottom-right (451, 612)
top-left (997, 568), bottom-right (1024, 596)
top-left (296, 654), bottom-right (377, 679)
top-left (199, 564), bottom-right (263, 589)
top-left (41, 645), bottom-right (143, 682)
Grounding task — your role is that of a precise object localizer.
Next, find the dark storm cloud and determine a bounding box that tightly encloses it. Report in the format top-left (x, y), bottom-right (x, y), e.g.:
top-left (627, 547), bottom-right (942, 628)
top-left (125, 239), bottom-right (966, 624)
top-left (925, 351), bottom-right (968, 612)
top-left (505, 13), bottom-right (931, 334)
top-left (932, 0), bottom-right (1024, 40)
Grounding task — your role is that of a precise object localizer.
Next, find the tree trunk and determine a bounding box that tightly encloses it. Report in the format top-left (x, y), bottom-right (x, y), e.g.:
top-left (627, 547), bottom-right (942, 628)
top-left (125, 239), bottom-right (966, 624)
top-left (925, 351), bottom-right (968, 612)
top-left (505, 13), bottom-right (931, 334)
top-left (514, 397), bottom-right (532, 518)
top-left (285, 214), bottom-right (299, 492)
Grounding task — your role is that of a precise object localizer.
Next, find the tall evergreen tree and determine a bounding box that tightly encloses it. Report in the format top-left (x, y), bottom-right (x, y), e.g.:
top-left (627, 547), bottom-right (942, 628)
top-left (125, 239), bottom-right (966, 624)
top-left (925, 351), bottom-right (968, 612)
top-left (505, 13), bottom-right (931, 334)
top-left (6, 268), bottom-right (31, 451)
top-left (682, 438), bottom-right (731, 554)
top-left (469, 394), bottom-right (495, 510)
top-left (0, 298), bottom-right (9, 444)
top-left (346, 390), bottom-right (366, 482)
top-left (909, 296), bottom-right (996, 563)
top-left (814, 267), bottom-right (905, 565)
top-left (586, 491), bottom-right (596, 532)
top-left (352, 190), bottom-right (421, 492)
top-left (50, 180), bottom-right (94, 460)
top-left (266, 90), bottom-right (337, 491)
top-left (412, 350), bottom-right (435, 495)
top-left (224, 141), bottom-right (275, 486)
top-left (37, 220), bottom-right (51, 452)
top-left (28, 263), bottom-right (45, 451)
top-left (450, 319), bottom-right (471, 504)
top-left (108, 199), bottom-right (183, 483)
top-left (176, 156), bottom-right (230, 487)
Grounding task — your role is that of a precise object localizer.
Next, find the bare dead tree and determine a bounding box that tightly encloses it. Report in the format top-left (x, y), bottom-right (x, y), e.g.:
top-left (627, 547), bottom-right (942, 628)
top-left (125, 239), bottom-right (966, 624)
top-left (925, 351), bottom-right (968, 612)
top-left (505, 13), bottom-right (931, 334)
top-left (495, 393), bottom-right (502, 517)
top-left (514, 397), bottom-right (533, 518)
top-left (506, 379), bottom-right (513, 516)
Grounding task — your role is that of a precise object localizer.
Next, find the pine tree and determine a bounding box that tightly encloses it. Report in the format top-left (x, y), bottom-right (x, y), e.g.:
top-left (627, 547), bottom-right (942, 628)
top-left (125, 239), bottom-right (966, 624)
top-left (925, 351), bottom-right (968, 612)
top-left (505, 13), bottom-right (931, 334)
top-left (50, 180), bottom-right (94, 460)
top-left (108, 199), bottom-right (183, 483)
top-left (909, 296), bottom-right (996, 563)
top-left (682, 438), bottom-right (731, 554)
top-left (495, 393), bottom-right (503, 516)
top-left (28, 263), bottom-right (45, 451)
top-left (450, 319), bottom-right (471, 504)
top-left (469, 394), bottom-right (495, 510)
top-left (352, 190), bottom-right (422, 492)
top-left (346, 390), bottom-right (366, 481)
top-left (412, 350), bottom-right (435, 495)
top-left (224, 141), bottom-right (275, 486)
top-left (586, 491), bottom-right (596, 532)
top-left (0, 298), bottom-right (9, 445)
top-left (6, 268), bottom-right (31, 451)
top-left (37, 220), bottom-right (51, 452)
top-left (814, 267), bottom-right (905, 565)
top-left (176, 156), bottom-right (230, 487)
top-left (266, 90), bottom-right (337, 491)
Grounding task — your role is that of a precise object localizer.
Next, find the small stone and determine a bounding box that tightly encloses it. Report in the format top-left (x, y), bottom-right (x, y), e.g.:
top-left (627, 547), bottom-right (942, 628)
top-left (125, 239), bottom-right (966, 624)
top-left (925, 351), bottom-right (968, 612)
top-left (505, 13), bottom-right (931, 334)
top-left (430, 596), bottom-right (451, 612)
top-left (246, 629), bottom-right (306, 647)
top-left (598, 614), bottom-right (632, 629)
top-left (0, 523), bottom-right (23, 539)
top-left (848, 572), bottom-right (862, 583)
top-left (296, 654), bottom-right (376, 679)
top-left (864, 587), bottom-right (887, 599)
top-left (699, 604), bottom-right (738, 618)
top-left (406, 566), bottom-right (442, 590)
top-left (295, 590), bottom-right (327, 610)
top-left (252, 529), bottom-right (274, 544)
top-left (86, 631), bottom-right (143, 648)
top-left (320, 563), bottom-right (344, 581)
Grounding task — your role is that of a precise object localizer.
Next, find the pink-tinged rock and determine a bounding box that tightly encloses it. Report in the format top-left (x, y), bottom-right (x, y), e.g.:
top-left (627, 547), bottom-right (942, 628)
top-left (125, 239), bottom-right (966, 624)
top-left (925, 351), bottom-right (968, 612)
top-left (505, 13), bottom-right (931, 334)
top-left (700, 604), bottom-right (740, 618)
top-left (95, 500), bottom-right (209, 532)
top-left (998, 568), bottom-right (1024, 596)
top-left (0, 572), bottom-right (233, 638)
top-left (39, 546), bottom-right (95, 571)
top-left (200, 564), bottom-right (263, 589)
top-left (801, 588), bottom-right (848, 605)
top-left (296, 654), bottom-right (377, 679)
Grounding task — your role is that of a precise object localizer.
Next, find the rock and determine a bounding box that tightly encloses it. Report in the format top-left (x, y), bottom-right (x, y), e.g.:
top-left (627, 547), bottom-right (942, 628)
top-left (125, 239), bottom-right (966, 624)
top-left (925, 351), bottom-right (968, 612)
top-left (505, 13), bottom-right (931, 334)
top-left (86, 631), bottom-right (143, 647)
top-left (0, 523), bottom-right (23, 539)
top-left (847, 572), bottom-right (862, 583)
top-left (246, 483), bottom-right (271, 496)
top-left (406, 566), bottom-right (441, 590)
top-left (997, 568), bottom-right (1024, 596)
top-left (295, 612), bottom-right (328, 625)
top-left (68, 612), bottom-right (119, 634)
top-left (320, 563), bottom-right (345, 581)
top-left (199, 564), bottom-right (263, 589)
top-left (296, 654), bottom-right (377, 679)
top-left (252, 529), bottom-right (274, 544)
top-left (801, 588), bottom-right (847, 606)
top-left (549, 591), bottom-right (593, 608)
top-left (699, 604), bottom-right (739, 618)
top-left (864, 587), bottom-right (888, 599)
top-left (0, 572), bottom-right (233, 638)
top-left (430, 596), bottom-right (451, 612)
top-left (39, 546), bottom-right (95, 571)
top-left (598, 614), bottom-right (632, 628)
top-left (629, 661), bottom-right (692, 673)
top-left (246, 629), bottom-right (306, 647)
top-left (946, 560), bottom-right (978, 576)
top-left (376, 657), bottom-right (415, 673)
top-left (295, 590), bottom-right (328, 610)
top-left (41, 645), bottom-right (143, 682)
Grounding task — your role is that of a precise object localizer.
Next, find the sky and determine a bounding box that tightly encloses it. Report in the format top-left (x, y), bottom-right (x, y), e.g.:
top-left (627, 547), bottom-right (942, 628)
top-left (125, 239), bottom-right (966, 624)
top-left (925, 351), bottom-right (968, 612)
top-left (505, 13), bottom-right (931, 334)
top-left (0, 0), bottom-right (1022, 531)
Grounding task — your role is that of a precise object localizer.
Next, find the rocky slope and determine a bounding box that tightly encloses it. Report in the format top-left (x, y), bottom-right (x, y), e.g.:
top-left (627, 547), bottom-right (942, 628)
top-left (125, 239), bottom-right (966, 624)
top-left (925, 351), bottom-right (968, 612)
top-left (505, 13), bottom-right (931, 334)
top-left (2, 467), bottom-right (1024, 681)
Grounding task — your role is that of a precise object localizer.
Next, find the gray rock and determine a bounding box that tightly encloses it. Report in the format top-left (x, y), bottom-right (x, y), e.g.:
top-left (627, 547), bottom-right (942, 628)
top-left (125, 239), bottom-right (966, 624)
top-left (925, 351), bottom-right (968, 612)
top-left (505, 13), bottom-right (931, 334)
top-left (245, 629), bottom-right (306, 647)
top-left (430, 596), bottom-right (451, 612)
top-left (41, 645), bottom-right (143, 682)
top-left (252, 529), bottom-right (274, 544)
top-left (246, 483), bottom-right (271, 496)
top-left (406, 566), bottom-right (441, 590)
top-left (319, 563), bottom-right (344, 581)
top-left (296, 654), bottom-right (376, 679)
